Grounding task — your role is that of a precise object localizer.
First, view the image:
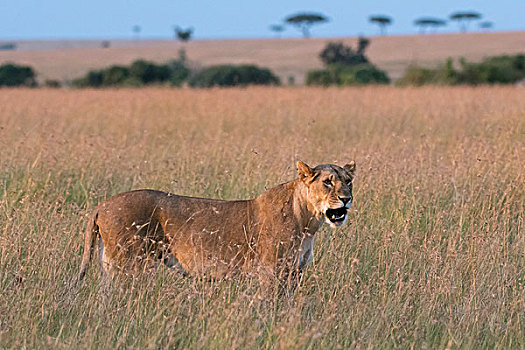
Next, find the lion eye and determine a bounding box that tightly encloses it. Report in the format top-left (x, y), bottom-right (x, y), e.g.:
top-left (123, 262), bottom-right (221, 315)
top-left (323, 179), bottom-right (333, 187)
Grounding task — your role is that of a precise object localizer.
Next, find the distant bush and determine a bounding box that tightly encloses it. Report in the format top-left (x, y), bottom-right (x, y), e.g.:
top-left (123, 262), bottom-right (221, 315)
top-left (73, 70), bottom-right (103, 88)
top-left (396, 66), bottom-right (436, 86)
top-left (0, 63), bottom-right (37, 87)
top-left (129, 60), bottom-right (171, 84)
top-left (306, 69), bottom-right (336, 86)
top-left (397, 54), bottom-right (525, 86)
top-left (307, 64), bottom-right (389, 86)
top-left (72, 59), bottom-right (190, 88)
top-left (307, 38), bottom-right (390, 86)
top-left (465, 55), bottom-right (525, 84)
top-left (72, 61), bottom-right (279, 88)
top-left (102, 65), bottom-right (130, 86)
top-left (339, 64), bottom-right (390, 85)
top-left (396, 59), bottom-right (457, 86)
top-left (319, 39), bottom-right (369, 66)
top-left (168, 60), bottom-right (191, 87)
top-left (0, 43), bottom-right (17, 51)
top-left (189, 65), bottom-right (280, 87)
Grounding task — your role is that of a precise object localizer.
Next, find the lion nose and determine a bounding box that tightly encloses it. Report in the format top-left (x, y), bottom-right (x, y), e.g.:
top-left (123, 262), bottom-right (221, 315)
top-left (339, 196), bottom-right (351, 205)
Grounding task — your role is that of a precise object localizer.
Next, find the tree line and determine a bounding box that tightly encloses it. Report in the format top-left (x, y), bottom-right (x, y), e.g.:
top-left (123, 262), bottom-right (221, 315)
top-left (129, 10), bottom-right (493, 44)
top-left (0, 59), bottom-right (280, 88)
top-left (270, 11), bottom-right (492, 38)
top-left (2, 52), bottom-right (524, 89)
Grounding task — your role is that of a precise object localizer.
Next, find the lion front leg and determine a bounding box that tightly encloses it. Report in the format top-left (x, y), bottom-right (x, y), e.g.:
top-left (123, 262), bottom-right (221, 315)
top-left (256, 241), bottom-right (305, 297)
top-left (262, 255), bottom-right (304, 298)
top-left (162, 253), bottom-right (189, 277)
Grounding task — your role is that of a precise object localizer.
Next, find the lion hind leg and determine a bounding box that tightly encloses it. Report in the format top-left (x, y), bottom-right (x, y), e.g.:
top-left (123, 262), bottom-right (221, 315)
top-left (99, 239), bottom-right (117, 279)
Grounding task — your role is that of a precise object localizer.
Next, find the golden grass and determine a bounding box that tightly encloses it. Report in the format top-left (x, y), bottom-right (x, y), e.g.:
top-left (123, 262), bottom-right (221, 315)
top-left (0, 86), bottom-right (524, 348)
top-left (2, 31), bottom-right (525, 83)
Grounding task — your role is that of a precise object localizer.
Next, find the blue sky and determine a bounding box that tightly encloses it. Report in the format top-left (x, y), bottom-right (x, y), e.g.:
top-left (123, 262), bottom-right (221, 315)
top-left (1, 0), bottom-right (523, 40)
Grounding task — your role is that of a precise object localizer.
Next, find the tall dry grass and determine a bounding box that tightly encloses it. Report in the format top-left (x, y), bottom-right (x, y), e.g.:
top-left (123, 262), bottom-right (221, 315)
top-left (0, 87), bottom-right (523, 349)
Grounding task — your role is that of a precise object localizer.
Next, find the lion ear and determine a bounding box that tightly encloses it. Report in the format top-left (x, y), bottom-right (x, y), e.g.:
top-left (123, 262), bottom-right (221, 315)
top-left (344, 161), bottom-right (356, 178)
top-left (297, 161), bottom-right (314, 182)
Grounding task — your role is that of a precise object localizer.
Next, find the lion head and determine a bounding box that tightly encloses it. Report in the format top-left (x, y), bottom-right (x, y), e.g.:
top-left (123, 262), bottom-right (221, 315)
top-left (297, 161), bottom-right (356, 228)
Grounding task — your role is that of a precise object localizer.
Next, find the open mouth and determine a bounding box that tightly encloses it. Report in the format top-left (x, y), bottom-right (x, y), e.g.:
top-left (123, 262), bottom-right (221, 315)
top-left (325, 207), bottom-right (348, 224)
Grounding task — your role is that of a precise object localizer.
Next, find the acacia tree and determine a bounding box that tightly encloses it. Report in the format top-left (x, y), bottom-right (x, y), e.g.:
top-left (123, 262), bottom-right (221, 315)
top-left (414, 18), bottom-right (446, 34)
top-left (449, 11), bottom-right (482, 32)
top-left (369, 15), bottom-right (392, 35)
top-left (269, 24), bottom-right (285, 38)
top-left (174, 26), bottom-right (193, 42)
top-left (285, 13), bottom-right (328, 38)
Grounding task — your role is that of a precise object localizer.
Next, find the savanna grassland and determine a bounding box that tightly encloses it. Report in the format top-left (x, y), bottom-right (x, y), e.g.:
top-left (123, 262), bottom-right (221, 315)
top-left (0, 86), bottom-right (524, 349)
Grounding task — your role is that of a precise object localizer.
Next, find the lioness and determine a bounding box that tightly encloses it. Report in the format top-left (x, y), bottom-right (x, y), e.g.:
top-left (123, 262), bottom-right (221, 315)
top-left (77, 161), bottom-right (355, 286)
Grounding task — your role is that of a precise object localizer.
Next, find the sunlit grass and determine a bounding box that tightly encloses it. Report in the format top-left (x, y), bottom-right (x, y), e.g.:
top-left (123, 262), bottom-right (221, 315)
top-left (0, 86), bottom-right (523, 348)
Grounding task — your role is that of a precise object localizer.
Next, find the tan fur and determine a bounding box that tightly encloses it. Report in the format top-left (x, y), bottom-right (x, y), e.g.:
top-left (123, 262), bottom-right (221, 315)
top-left (77, 161), bottom-right (356, 284)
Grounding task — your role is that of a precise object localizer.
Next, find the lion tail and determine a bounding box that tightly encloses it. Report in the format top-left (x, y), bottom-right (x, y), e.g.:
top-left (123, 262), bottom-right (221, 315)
top-left (76, 210), bottom-right (100, 284)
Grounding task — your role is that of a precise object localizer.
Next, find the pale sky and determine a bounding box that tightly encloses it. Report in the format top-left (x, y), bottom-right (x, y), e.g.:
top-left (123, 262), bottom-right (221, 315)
top-left (0, 0), bottom-right (523, 40)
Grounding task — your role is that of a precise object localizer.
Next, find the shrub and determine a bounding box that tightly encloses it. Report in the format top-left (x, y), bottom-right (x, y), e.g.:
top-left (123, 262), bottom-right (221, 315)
top-left (307, 38), bottom-right (390, 86)
top-left (397, 59), bottom-right (458, 86)
top-left (395, 66), bottom-right (435, 86)
top-left (0, 43), bottom-right (17, 51)
top-left (306, 69), bottom-right (337, 86)
top-left (102, 66), bottom-right (130, 86)
top-left (466, 55), bottom-right (525, 84)
top-left (0, 63), bottom-right (37, 87)
top-left (398, 54), bottom-right (525, 86)
top-left (319, 41), bottom-right (368, 66)
top-left (72, 59), bottom-right (191, 88)
top-left (129, 60), bottom-right (171, 84)
top-left (339, 64), bottom-right (390, 85)
top-left (190, 65), bottom-right (280, 87)
top-left (121, 77), bottom-right (144, 87)
top-left (168, 60), bottom-right (190, 87)
top-left (307, 64), bottom-right (389, 86)
top-left (72, 70), bottom-right (103, 88)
